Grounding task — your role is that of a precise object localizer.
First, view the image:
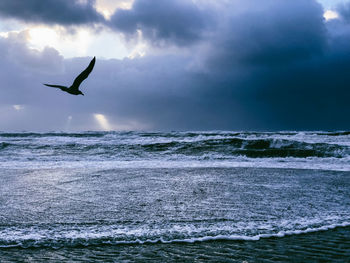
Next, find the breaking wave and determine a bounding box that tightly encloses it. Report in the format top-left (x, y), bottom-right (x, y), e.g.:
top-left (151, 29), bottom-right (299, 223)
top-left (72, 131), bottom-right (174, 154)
top-left (0, 133), bottom-right (349, 158)
top-left (1, 222), bottom-right (349, 249)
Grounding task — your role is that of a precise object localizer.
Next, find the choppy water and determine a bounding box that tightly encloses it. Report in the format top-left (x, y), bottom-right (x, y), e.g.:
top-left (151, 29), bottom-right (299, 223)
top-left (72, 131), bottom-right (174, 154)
top-left (0, 131), bottom-right (349, 260)
top-left (1, 131), bottom-right (349, 170)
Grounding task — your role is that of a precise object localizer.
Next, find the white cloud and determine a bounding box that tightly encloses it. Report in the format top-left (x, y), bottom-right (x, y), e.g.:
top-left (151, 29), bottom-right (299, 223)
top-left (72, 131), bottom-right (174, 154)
top-left (31, 27), bottom-right (92, 57)
top-left (324, 10), bottom-right (339, 20)
top-left (13, 104), bottom-right (24, 110)
top-left (2, 25), bottom-right (129, 59)
top-left (96, 0), bottom-right (134, 19)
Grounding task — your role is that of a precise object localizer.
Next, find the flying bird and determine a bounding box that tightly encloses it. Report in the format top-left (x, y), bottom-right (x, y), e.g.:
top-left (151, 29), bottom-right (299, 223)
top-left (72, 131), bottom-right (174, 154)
top-left (44, 57), bottom-right (96, 96)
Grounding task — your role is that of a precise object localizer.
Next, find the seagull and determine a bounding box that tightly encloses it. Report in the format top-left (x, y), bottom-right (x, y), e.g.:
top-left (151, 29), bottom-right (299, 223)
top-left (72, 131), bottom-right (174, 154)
top-left (44, 57), bottom-right (96, 96)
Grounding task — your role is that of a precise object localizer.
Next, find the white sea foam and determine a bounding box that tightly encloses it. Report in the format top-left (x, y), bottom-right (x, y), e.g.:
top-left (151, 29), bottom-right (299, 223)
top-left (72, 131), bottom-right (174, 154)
top-left (1, 156), bottom-right (349, 171)
top-left (1, 221), bottom-right (349, 248)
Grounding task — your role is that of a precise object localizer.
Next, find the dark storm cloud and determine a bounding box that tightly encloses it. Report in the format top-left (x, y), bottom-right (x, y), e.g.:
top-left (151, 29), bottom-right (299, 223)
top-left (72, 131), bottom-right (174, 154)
top-left (205, 0), bottom-right (326, 68)
top-left (1, 0), bottom-right (350, 131)
top-left (0, 0), bottom-right (104, 25)
top-left (109, 0), bottom-right (211, 46)
top-left (99, 0), bottom-right (350, 130)
top-left (185, 0), bottom-right (350, 130)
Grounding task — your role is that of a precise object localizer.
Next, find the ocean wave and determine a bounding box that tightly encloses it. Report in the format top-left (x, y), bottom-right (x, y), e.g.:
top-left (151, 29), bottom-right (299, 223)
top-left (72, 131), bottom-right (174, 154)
top-left (1, 222), bottom-right (349, 249)
top-left (0, 132), bottom-right (348, 171)
top-left (0, 142), bottom-right (11, 149)
top-left (0, 137), bottom-right (348, 159)
top-left (170, 138), bottom-right (349, 158)
top-left (316, 131), bottom-right (350, 136)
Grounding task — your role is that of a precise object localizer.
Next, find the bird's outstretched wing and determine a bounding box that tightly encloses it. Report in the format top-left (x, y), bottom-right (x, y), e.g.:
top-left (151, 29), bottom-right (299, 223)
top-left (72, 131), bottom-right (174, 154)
top-left (44, 84), bottom-right (68, 92)
top-left (71, 57), bottom-right (96, 91)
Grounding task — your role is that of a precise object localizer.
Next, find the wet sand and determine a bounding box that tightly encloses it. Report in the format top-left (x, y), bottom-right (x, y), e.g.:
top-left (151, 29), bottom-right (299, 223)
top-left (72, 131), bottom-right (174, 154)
top-left (1, 226), bottom-right (349, 262)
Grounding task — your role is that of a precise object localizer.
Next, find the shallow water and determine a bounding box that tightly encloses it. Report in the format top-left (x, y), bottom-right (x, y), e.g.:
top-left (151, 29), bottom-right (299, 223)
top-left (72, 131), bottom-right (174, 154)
top-left (2, 226), bottom-right (349, 262)
top-left (1, 167), bottom-right (349, 248)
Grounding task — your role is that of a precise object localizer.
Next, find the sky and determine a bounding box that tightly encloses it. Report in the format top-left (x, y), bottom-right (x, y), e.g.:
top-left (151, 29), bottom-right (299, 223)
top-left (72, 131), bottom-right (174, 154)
top-left (0, 0), bottom-right (349, 131)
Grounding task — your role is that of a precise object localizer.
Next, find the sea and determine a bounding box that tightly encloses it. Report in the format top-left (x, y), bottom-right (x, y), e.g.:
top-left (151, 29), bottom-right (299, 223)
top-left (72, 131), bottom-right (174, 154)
top-left (0, 131), bottom-right (349, 262)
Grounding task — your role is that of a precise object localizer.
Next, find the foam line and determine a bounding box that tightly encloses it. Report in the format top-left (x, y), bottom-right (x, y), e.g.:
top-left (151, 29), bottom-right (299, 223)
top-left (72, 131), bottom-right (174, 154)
top-left (1, 222), bottom-right (349, 249)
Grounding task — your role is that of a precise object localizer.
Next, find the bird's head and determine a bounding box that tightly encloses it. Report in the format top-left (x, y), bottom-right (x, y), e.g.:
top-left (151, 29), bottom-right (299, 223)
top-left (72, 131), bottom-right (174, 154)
top-left (79, 91), bottom-right (84, 96)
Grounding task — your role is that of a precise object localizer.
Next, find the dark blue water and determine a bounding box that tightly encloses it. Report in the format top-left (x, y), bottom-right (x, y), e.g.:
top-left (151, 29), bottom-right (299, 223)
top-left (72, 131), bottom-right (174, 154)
top-left (0, 131), bottom-right (349, 261)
